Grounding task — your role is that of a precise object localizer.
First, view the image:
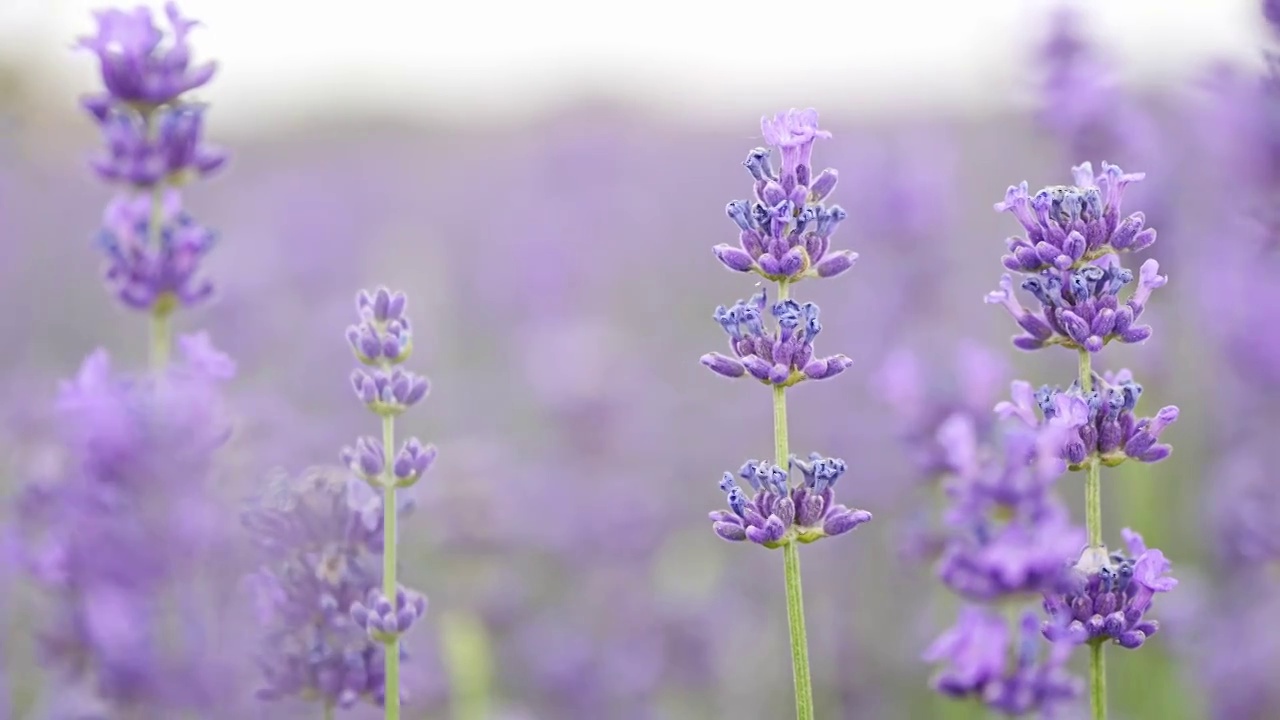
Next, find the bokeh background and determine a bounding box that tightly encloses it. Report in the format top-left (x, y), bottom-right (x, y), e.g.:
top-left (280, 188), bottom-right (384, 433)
top-left (0, 0), bottom-right (1275, 718)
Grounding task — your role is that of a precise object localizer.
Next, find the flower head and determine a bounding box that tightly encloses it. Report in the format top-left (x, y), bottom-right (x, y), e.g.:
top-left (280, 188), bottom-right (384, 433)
top-left (243, 467), bottom-right (400, 709)
top-left (13, 336), bottom-right (235, 711)
top-left (709, 453), bottom-right (871, 548)
top-left (925, 606), bottom-right (1080, 715)
top-left (90, 104), bottom-right (227, 188)
top-left (1042, 528), bottom-right (1176, 649)
top-left (95, 191), bottom-right (217, 312)
top-left (700, 288), bottom-right (852, 387)
top-left (713, 109), bottom-right (857, 282)
top-left (77, 2), bottom-right (216, 108)
top-left (999, 371), bottom-right (1179, 468)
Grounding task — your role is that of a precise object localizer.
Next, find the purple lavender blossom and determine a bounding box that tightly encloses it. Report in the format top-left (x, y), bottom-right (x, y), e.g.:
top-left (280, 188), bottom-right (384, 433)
top-left (243, 467), bottom-right (396, 709)
top-left (78, 2), bottom-right (225, 319)
top-left (351, 586), bottom-right (429, 643)
top-left (709, 454), bottom-right (871, 548)
top-left (986, 163), bottom-right (1165, 353)
top-left (933, 417), bottom-right (1084, 602)
top-left (924, 606), bottom-right (1080, 715)
top-left (13, 334), bottom-right (235, 713)
top-left (347, 288), bottom-right (431, 417)
top-left (700, 288), bottom-right (852, 386)
top-left (713, 109), bottom-right (857, 282)
top-left (76, 2), bottom-right (216, 109)
top-left (997, 371), bottom-right (1179, 468)
top-left (1042, 528), bottom-right (1176, 649)
top-left (95, 190), bottom-right (217, 311)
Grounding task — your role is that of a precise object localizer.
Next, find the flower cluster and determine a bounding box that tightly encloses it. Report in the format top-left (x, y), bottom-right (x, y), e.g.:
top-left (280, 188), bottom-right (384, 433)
top-left (1042, 529), bottom-right (1175, 649)
top-left (920, 404), bottom-right (1084, 715)
top-left (709, 454), bottom-right (872, 548)
top-left (713, 109), bottom-right (858, 282)
top-left (701, 288), bottom-right (852, 386)
top-left (347, 288), bottom-right (431, 418)
top-left (13, 334), bottom-right (235, 713)
top-left (933, 418), bottom-right (1085, 603)
top-left (997, 371), bottom-right (1179, 468)
top-left (924, 607), bottom-right (1080, 715)
top-left (243, 467), bottom-right (396, 709)
top-left (987, 163), bottom-right (1166, 353)
top-left (351, 586), bottom-right (429, 645)
top-left (77, 1), bottom-right (226, 314)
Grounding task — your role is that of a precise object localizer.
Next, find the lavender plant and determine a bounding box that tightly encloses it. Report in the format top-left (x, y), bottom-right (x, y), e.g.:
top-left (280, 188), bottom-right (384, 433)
top-left (342, 286), bottom-right (436, 719)
top-left (703, 108), bottom-right (872, 720)
top-left (8, 4), bottom-right (237, 715)
top-left (77, 0), bottom-right (226, 369)
top-left (986, 163), bottom-right (1180, 719)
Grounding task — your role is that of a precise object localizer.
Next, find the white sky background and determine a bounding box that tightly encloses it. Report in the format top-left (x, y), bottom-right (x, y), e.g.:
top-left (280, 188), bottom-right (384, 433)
top-left (0, 0), bottom-right (1268, 131)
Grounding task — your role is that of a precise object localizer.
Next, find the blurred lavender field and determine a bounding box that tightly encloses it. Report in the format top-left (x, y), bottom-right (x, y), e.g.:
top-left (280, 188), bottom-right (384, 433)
top-left (0, 2), bottom-right (1275, 719)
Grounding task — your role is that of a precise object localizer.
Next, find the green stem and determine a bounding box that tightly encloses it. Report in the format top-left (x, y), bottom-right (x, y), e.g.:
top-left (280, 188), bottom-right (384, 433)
top-left (381, 414), bottom-right (401, 720)
top-left (441, 610), bottom-right (494, 720)
top-left (773, 280), bottom-right (813, 720)
top-left (1090, 641), bottom-right (1106, 720)
top-left (1078, 349), bottom-right (1106, 720)
top-left (323, 703), bottom-right (335, 720)
top-left (149, 307), bottom-right (173, 369)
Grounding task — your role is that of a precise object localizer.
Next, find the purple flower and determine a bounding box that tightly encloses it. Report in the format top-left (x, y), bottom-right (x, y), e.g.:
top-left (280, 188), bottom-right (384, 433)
top-left (90, 104), bottom-right (227, 187)
top-left (1042, 528), bottom-right (1176, 649)
top-left (95, 191), bottom-right (217, 312)
top-left (924, 606), bottom-right (1080, 715)
top-left (713, 108), bottom-right (857, 282)
top-left (709, 453), bottom-right (871, 548)
top-left (77, 2), bottom-right (216, 108)
top-left (999, 370), bottom-right (1179, 468)
top-left (701, 288), bottom-right (852, 387)
top-left (12, 335), bottom-right (236, 712)
top-left (986, 163), bottom-right (1165, 353)
top-left (350, 585), bottom-right (429, 644)
top-left (347, 288), bottom-right (431, 417)
top-left (243, 467), bottom-right (397, 709)
top-left (929, 415), bottom-right (1083, 602)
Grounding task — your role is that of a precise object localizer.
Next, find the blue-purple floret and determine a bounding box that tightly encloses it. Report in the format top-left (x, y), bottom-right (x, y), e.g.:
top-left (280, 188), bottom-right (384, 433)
top-left (1042, 529), bottom-right (1176, 649)
top-left (709, 453), bottom-right (871, 548)
top-left (713, 109), bottom-right (858, 283)
top-left (700, 288), bottom-right (852, 387)
top-left (986, 163), bottom-right (1166, 353)
top-left (997, 370), bottom-right (1179, 469)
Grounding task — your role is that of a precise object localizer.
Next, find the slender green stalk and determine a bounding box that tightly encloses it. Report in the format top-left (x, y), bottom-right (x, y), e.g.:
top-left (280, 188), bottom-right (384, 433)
top-left (323, 703), bottom-right (335, 720)
top-left (381, 413), bottom-right (401, 720)
top-left (1089, 641), bottom-right (1106, 720)
top-left (441, 609), bottom-right (494, 720)
top-left (139, 109), bottom-right (175, 370)
top-left (773, 280), bottom-right (814, 720)
top-left (1078, 349), bottom-right (1106, 720)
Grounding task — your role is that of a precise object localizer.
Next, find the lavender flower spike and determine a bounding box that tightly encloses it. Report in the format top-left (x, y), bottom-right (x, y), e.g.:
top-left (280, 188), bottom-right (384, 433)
top-left (709, 454), bottom-right (872, 548)
top-left (704, 110), bottom-right (871, 720)
top-left (77, 2), bottom-right (226, 367)
top-left (342, 286), bottom-right (435, 720)
top-left (987, 162), bottom-right (1179, 720)
top-left (714, 108), bottom-right (858, 283)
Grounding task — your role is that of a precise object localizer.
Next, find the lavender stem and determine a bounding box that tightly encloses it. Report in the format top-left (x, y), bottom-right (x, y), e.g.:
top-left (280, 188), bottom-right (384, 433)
top-left (1078, 348), bottom-right (1106, 719)
top-left (323, 704), bottom-right (335, 720)
top-left (775, 278), bottom-right (814, 720)
top-left (143, 110), bottom-right (173, 370)
top-left (381, 413), bottom-right (401, 720)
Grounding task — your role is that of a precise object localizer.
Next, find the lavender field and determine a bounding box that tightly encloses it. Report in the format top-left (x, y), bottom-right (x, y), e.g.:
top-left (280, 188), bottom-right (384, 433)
top-left (0, 2), bottom-right (1275, 719)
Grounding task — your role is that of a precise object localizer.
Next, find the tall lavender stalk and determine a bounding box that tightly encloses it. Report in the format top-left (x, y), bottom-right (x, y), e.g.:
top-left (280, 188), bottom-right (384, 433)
top-left (986, 164), bottom-right (1180, 718)
top-left (343, 287), bottom-right (436, 719)
top-left (703, 108), bottom-right (871, 719)
top-left (77, 1), bottom-right (227, 370)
